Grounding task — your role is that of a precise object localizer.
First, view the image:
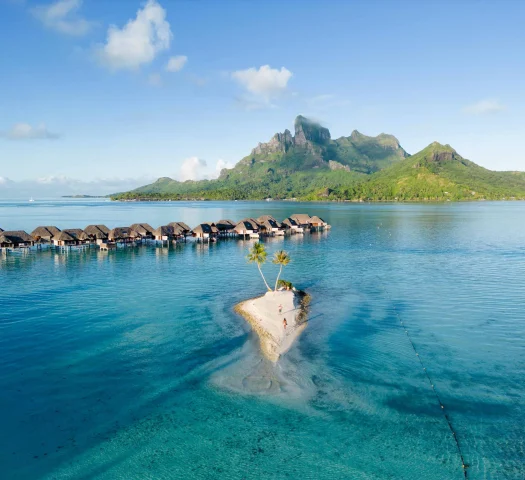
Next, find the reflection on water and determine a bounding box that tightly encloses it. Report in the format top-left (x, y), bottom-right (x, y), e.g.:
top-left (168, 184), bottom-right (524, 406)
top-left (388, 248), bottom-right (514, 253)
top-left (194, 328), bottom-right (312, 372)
top-left (1, 200), bottom-right (524, 479)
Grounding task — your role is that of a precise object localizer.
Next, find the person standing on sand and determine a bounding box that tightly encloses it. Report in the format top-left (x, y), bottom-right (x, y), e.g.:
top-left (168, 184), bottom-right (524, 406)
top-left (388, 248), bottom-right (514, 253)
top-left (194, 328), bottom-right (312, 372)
top-left (278, 304), bottom-right (283, 314)
top-left (283, 318), bottom-right (287, 330)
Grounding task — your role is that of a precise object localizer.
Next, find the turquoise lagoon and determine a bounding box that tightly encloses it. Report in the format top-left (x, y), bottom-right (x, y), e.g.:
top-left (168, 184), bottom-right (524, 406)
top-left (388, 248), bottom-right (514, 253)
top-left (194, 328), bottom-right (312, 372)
top-left (0, 200), bottom-right (524, 479)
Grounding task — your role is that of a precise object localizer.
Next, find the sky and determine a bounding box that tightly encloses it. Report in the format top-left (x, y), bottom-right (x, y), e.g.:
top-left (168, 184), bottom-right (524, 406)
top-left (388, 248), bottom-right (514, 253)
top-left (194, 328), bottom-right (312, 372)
top-left (1, 0), bottom-right (524, 195)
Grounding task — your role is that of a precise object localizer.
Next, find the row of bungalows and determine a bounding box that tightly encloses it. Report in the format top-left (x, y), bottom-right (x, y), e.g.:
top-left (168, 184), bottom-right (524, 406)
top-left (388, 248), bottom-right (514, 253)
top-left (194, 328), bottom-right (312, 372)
top-left (1, 215), bottom-right (329, 252)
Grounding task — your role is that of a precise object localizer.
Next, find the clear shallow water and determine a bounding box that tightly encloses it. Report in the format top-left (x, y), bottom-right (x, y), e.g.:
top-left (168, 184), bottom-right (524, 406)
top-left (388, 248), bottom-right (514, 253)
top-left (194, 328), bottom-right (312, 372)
top-left (1, 200), bottom-right (524, 479)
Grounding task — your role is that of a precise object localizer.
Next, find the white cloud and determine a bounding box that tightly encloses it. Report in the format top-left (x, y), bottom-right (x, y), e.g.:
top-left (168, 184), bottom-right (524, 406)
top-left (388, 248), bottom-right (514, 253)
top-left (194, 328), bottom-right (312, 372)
top-left (31, 0), bottom-right (94, 36)
top-left (0, 177), bottom-right (14, 186)
top-left (463, 99), bottom-right (506, 115)
top-left (231, 65), bottom-right (292, 99)
top-left (179, 157), bottom-right (207, 181)
top-left (96, 0), bottom-right (172, 70)
top-left (148, 73), bottom-right (162, 87)
top-left (215, 159), bottom-right (234, 176)
top-left (166, 55), bottom-right (187, 72)
top-left (2, 123), bottom-right (60, 140)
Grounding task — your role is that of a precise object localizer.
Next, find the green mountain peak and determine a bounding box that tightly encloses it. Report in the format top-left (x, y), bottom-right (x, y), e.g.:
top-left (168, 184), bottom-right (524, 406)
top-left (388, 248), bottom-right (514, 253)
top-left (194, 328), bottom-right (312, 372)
top-left (112, 116), bottom-right (525, 202)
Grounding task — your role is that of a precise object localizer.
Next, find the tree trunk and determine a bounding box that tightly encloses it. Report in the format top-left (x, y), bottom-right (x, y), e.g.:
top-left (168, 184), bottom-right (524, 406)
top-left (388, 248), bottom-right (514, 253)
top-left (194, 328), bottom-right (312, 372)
top-left (257, 263), bottom-right (272, 291)
top-left (274, 264), bottom-right (283, 291)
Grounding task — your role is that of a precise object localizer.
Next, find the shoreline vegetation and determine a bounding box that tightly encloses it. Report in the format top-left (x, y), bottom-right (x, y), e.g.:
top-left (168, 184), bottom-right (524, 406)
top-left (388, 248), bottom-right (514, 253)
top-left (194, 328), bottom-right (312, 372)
top-left (110, 196), bottom-right (525, 203)
top-left (110, 116), bottom-right (525, 203)
top-left (235, 242), bottom-right (310, 362)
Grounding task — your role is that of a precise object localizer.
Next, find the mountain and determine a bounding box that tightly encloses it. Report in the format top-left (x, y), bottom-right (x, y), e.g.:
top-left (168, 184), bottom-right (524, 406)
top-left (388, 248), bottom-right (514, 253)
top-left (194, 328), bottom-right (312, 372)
top-left (337, 142), bottom-right (525, 201)
top-left (112, 116), bottom-right (525, 201)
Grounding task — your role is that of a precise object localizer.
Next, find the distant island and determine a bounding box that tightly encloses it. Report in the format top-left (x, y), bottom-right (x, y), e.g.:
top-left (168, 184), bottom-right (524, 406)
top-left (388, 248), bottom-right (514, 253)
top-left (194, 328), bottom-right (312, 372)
top-left (62, 195), bottom-right (107, 198)
top-left (111, 115), bottom-right (525, 202)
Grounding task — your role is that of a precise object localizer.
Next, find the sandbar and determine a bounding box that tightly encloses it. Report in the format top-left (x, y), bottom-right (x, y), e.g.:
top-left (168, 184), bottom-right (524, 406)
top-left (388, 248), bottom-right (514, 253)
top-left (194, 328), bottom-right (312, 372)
top-left (235, 290), bottom-right (309, 362)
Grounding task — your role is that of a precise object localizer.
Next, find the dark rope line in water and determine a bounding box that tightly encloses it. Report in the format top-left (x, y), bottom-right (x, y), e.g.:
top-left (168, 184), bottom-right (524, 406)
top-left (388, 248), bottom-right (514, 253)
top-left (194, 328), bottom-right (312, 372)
top-left (378, 281), bottom-right (469, 479)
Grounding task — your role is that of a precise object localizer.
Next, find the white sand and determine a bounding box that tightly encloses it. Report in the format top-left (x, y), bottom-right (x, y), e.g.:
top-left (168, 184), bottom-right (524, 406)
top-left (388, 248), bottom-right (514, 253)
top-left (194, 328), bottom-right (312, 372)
top-left (236, 290), bottom-right (307, 362)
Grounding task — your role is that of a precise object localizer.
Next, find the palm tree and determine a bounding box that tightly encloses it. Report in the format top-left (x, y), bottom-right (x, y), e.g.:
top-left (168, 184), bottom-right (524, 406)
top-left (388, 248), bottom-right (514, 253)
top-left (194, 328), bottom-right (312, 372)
top-left (247, 242), bottom-right (272, 291)
top-left (273, 250), bottom-right (291, 291)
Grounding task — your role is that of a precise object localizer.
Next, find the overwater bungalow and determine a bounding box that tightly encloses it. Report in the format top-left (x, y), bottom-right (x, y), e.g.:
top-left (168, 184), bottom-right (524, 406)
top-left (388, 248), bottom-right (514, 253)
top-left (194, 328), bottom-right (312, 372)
top-left (108, 227), bottom-right (139, 244)
top-left (259, 217), bottom-right (283, 236)
top-left (130, 223), bottom-right (155, 240)
top-left (234, 220), bottom-right (259, 239)
top-left (282, 217), bottom-right (303, 234)
top-left (153, 225), bottom-right (175, 242)
top-left (0, 231), bottom-right (34, 249)
top-left (309, 215), bottom-right (330, 230)
top-left (168, 222), bottom-right (192, 238)
top-left (214, 219), bottom-right (236, 236)
top-left (84, 225), bottom-right (109, 245)
top-left (63, 229), bottom-right (90, 245)
top-left (290, 214), bottom-right (312, 229)
top-left (31, 226), bottom-right (61, 244)
top-left (192, 223), bottom-right (218, 241)
top-left (52, 231), bottom-right (76, 247)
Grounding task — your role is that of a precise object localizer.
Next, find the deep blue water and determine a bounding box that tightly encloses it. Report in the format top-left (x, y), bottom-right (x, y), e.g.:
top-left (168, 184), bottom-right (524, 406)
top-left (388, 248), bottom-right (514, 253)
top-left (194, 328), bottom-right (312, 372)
top-left (1, 199), bottom-right (524, 479)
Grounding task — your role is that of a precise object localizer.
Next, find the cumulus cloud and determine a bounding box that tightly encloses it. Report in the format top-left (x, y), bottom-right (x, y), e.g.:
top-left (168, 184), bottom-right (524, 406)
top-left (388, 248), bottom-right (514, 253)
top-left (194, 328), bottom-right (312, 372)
top-left (166, 55), bottom-right (187, 72)
top-left (2, 123), bottom-right (60, 140)
top-left (179, 157), bottom-right (207, 181)
top-left (231, 65), bottom-right (292, 99)
top-left (463, 99), bottom-right (506, 115)
top-left (215, 159), bottom-right (234, 176)
top-left (31, 0), bottom-right (94, 36)
top-left (96, 0), bottom-right (172, 70)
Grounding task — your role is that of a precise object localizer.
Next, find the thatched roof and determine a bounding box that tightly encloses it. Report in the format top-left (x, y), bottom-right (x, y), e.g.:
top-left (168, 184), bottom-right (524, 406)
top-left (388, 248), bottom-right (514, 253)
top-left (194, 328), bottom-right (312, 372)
top-left (0, 235), bottom-right (13, 244)
top-left (84, 225), bottom-right (108, 239)
top-left (282, 217), bottom-right (298, 227)
top-left (108, 227), bottom-right (137, 240)
top-left (234, 220), bottom-right (258, 233)
top-left (260, 219), bottom-right (281, 231)
top-left (31, 226), bottom-right (61, 239)
top-left (214, 219), bottom-right (236, 231)
top-left (54, 231), bottom-right (75, 242)
top-left (240, 217), bottom-right (262, 228)
top-left (153, 225), bottom-right (175, 237)
top-left (0, 230), bottom-right (33, 243)
top-left (94, 224), bottom-right (110, 235)
top-left (130, 223), bottom-right (155, 236)
top-left (168, 222), bottom-right (190, 234)
top-left (309, 215), bottom-right (326, 225)
top-left (174, 221), bottom-right (191, 232)
top-left (63, 229), bottom-right (89, 241)
top-left (167, 223), bottom-right (184, 235)
top-left (192, 223), bottom-right (214, 235)
top-left (257, 215), bottom-right (277, 223)
top-left (291, 214), bottom-right (311, 225)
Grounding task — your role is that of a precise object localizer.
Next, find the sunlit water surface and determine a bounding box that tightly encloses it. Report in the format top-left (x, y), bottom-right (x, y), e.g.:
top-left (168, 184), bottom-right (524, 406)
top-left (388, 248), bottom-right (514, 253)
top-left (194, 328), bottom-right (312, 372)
top-left (1, 200), bottom-right (524, 479)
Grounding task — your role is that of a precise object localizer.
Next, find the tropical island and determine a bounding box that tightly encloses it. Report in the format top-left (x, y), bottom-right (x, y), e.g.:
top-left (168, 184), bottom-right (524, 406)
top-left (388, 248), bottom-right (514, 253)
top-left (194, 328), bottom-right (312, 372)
top-left (235, 243), bottom-right (310, 362)
top-left (111, 115), bottom-right (525, 202)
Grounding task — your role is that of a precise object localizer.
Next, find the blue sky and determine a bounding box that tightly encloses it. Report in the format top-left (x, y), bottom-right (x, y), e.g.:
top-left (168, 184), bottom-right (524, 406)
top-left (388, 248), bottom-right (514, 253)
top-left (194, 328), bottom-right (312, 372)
top-left (1, 0), bottom-right (524, 191)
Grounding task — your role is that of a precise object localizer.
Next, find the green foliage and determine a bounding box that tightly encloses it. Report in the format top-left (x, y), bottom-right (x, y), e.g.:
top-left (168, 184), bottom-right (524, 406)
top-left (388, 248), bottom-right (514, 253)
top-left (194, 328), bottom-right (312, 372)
top-left (277, 279), bottom-right (293, 289)
top-left (111, 131), bottom-right (525, 202)
top-left (247, 242), bottom-right (271, 291)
